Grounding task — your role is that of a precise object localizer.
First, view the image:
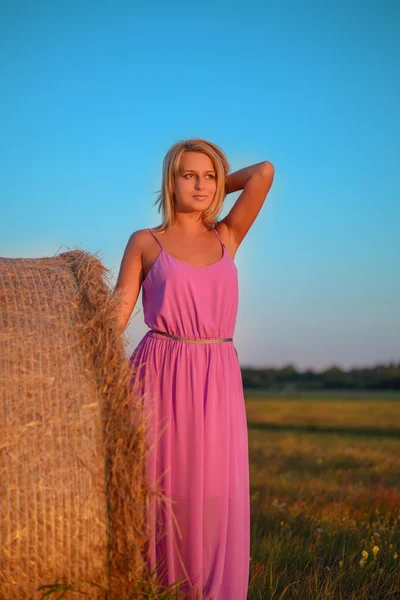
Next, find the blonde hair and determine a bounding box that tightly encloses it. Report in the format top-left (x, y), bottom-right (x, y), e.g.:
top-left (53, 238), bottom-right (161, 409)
top-left (152, 138), bottom-right (230, 232)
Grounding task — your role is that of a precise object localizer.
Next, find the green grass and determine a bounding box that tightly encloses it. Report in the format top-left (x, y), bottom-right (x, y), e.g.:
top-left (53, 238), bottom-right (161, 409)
top-left (246, 391), bottom-right (400, 599)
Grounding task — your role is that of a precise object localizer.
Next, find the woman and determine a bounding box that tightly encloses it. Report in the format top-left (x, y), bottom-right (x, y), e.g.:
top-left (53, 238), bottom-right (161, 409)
top-left (114, 138), bottom-right (274, 599)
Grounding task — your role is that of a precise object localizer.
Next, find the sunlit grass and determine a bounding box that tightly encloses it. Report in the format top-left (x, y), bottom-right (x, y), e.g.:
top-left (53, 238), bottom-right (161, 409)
top-left (246, 392), bottom-right (400, 599)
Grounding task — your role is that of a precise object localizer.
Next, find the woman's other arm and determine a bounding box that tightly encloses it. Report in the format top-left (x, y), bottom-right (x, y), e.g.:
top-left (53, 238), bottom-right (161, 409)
top-left (112, 231), bottom-right (144, 334)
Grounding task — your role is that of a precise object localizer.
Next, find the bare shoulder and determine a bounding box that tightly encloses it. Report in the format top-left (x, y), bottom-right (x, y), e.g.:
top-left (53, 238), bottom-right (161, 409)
top-left (129, 228), bottom-right (151, 241)
top-left (117, 230), bottom-right (149, 277)
top-left (126, 228), bottom-right (161, 275)
top-left (126, 228), bottom-right (152, 252)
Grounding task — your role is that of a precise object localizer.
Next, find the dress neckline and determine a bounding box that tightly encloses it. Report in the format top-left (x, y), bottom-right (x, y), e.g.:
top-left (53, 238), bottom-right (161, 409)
top-left (161, 244), bottom-right (226, 269)
top-left (143, 228), bottom-right (230, 287)
top-left (149, 226), bottom-right (226, 269)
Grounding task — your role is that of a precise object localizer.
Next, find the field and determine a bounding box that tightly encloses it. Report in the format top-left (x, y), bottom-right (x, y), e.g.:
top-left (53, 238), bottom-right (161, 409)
top-left (31, 391), bottom-right (400, 599)
top-left (245, 390), bottom-right (400, 599)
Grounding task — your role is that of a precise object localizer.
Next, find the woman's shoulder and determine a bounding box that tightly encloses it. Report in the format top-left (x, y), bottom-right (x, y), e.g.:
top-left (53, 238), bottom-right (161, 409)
top-left (126, 228), bottom-right (155, 256)
top-left (133, 226), bottom-right (168, 249)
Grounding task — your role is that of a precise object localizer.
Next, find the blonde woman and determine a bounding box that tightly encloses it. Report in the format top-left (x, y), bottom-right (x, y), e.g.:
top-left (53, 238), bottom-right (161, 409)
top-left (115, 138), bottom-right (274, 599)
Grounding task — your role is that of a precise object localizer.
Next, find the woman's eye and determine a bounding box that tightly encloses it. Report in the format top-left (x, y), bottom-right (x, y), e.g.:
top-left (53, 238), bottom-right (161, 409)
top-left (184, 174), bottom-right (215, 179)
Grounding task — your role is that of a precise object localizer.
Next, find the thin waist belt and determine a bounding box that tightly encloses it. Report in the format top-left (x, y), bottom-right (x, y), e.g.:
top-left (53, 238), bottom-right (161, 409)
top-left (149, 329), bottom-right (233, 344)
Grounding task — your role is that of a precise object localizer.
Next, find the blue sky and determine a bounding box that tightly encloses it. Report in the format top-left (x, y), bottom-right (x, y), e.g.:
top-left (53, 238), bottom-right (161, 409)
top-left (1, 0), bottom-right (399, 370)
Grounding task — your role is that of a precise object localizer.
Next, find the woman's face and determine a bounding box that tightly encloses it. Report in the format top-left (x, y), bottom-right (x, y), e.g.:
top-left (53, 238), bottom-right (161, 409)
top-left (173, 151), bottom-right (217, 214)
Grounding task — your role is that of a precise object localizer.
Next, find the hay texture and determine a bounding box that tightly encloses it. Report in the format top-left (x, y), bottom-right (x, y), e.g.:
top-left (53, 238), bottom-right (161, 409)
top-left (0, 249), bottom-right (152, 599)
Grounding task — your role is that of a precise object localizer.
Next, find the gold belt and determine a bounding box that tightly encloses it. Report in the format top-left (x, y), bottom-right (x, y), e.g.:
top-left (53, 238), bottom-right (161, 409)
top-left (149, 329), bottom-right (233, 344)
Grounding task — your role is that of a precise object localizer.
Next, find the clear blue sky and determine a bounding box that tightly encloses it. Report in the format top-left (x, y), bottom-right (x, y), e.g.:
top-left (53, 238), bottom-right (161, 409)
top-left (1, 0), bottom-right (399, 370)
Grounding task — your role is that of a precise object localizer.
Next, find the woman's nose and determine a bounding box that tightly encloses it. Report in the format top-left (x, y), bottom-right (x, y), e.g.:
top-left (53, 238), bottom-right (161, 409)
top-left (194, 178), bottom-right (206, 190)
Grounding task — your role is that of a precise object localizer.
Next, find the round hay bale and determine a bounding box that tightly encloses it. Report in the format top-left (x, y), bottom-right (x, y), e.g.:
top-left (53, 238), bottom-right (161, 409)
top-left (0, 250), bottom-right (151, 599)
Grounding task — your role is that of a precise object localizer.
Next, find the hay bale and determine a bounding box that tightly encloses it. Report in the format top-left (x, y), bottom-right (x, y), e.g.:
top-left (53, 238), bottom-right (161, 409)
top-left (0, 250), bottom-right (152, 599)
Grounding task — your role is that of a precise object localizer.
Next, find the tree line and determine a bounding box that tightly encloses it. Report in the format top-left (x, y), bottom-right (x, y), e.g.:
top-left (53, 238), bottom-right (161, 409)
top-left (241, 361), bottom-right (400, 391)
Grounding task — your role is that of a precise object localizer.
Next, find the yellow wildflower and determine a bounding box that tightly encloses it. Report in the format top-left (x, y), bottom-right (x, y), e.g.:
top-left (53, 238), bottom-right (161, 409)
top-left (372, 545), bottom-right (379, 559)
top-left (359, 550), bottom-right (368, 568)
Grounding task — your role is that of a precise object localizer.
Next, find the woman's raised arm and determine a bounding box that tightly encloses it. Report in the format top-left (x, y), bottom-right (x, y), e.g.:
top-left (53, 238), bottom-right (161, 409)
top-left (222, 160), bottom-right (275, 247)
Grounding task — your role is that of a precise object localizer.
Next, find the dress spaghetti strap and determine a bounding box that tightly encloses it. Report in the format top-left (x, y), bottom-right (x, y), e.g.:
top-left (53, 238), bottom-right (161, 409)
top-left (148, 228), bottom-right (163, 250)
top-left (212, 225), bottom-right (226, 249)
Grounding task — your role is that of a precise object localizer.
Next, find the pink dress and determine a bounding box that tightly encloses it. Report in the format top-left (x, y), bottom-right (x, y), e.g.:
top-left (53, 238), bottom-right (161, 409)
top-left (128, 226), bottom-right (250, 600)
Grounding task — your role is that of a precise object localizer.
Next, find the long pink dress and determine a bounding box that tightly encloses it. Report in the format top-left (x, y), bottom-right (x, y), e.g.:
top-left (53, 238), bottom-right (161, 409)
top-left (128, 226), bottom-right (250, 600)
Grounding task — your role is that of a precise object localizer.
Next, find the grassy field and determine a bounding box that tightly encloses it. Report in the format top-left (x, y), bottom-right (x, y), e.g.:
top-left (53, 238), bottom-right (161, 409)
top-left (35, 391), bottom-right (400, 599)
top-left (245, 390), bottom-right (400, 599)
